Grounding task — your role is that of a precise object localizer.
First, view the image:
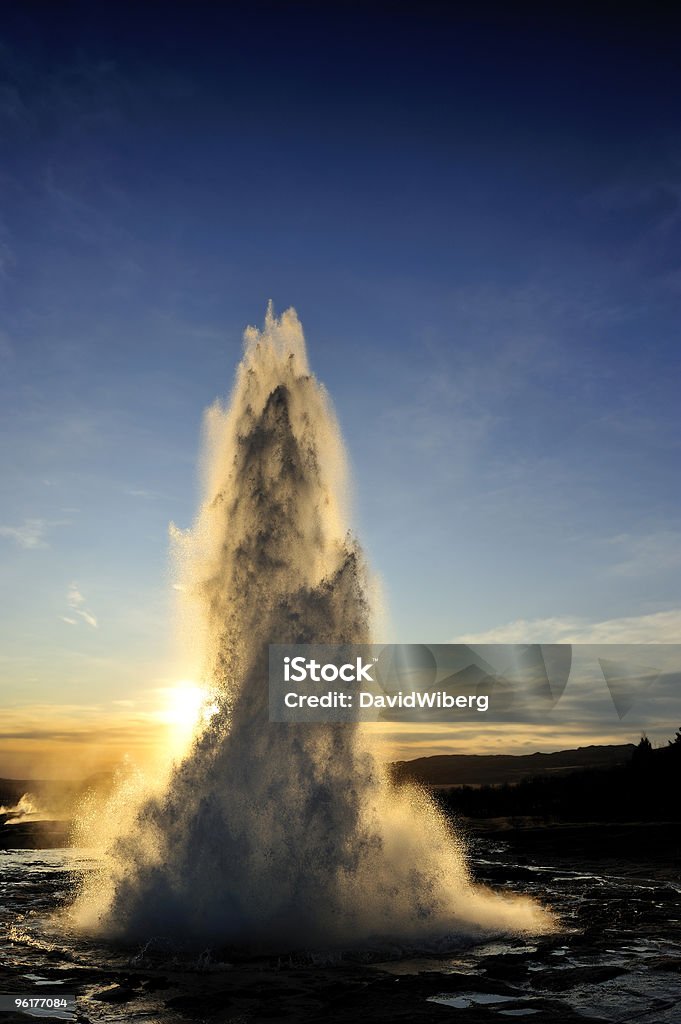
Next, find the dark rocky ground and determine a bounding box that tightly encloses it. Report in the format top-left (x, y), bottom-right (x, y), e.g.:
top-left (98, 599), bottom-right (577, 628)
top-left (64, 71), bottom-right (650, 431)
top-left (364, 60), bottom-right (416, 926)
top-left (1, 820), bottom-right (680, 1023)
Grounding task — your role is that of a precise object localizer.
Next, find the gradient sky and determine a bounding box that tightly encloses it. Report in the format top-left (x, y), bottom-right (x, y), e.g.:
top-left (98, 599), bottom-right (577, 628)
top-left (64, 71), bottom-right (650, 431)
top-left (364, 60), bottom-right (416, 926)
top-left (1, 3), bottom-right (680, 775)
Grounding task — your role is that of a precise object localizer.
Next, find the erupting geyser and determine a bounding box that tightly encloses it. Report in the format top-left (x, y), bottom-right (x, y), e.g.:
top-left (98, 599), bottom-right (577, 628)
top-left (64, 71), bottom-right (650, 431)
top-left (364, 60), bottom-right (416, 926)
top-left (73, 305), bottom-right (554, 949)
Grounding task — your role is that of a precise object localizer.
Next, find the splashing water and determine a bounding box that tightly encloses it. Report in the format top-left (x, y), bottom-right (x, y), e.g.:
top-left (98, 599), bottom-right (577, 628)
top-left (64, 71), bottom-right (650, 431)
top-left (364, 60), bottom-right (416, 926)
top-left (1, 793), bottom-right (49, 824)
top-left (72, 306), bottom-right (554, 950)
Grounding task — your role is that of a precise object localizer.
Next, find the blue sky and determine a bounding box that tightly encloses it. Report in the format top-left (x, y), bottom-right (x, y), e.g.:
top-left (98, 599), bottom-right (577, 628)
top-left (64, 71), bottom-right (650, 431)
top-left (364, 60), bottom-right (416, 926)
top-left (1, 3), bottom-right (680, 772)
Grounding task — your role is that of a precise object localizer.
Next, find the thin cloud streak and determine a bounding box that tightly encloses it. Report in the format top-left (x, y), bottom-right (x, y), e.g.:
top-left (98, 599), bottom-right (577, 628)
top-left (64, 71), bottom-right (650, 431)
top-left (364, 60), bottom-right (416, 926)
top-left (0, 518), bottom-right (50, 548)
top-left (64, 582), bottom-right (99, 628)
top-left (455, 609), bottom-right (681, 644)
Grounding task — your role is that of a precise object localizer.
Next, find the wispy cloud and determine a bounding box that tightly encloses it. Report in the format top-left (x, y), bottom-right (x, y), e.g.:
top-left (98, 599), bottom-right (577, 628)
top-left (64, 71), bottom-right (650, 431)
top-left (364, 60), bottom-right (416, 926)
top-left (0, 518), bottom-right (50, 549)
top-left (124, 487), bottom-right (167, 500)
top-left (0, 514), bottom-right (72, 549)
top-left (64, 582), bottom-right (99, 629)
top-left (455, 609), bottom-right (681, 644)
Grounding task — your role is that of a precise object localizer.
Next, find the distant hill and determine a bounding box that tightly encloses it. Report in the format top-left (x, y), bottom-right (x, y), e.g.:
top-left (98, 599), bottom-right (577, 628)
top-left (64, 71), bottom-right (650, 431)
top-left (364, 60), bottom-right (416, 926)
top-left (434, 738), bottom-right (681, 822)
top-left (391, 744), bottom-right (636, 787)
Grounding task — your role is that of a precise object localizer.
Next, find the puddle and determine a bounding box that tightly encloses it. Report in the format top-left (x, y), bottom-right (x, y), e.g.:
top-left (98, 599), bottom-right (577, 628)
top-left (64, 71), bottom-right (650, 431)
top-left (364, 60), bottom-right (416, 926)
top-left (22, 974), bottom-right (65, 987)
top-left (428, 992), bottom-right (519, 1008)
top-left (498, 1012), bottom-right (541, 1018)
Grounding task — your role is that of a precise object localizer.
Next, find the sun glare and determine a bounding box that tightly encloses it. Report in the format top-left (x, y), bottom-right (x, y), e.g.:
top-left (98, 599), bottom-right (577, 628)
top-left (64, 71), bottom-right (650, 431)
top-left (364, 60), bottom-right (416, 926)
top-left (158, 681), bottom-right (218, 753)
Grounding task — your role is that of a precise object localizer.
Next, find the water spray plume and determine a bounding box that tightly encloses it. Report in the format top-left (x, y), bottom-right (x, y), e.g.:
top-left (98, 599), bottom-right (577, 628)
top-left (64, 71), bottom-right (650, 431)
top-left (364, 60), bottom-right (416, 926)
top-left (72, 306), bottom-right (555, 950)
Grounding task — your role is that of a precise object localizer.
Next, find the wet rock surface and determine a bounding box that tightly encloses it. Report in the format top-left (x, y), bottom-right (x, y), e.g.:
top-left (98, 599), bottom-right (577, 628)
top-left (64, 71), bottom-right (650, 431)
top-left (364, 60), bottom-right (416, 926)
top-left (1, 823), bottom-right (680, 1022)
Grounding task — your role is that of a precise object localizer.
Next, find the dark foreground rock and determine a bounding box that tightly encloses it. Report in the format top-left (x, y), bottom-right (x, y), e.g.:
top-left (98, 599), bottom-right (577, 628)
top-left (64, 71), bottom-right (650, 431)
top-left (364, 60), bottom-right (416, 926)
top-left (464, 819), bottom-right (681, 881)
top-left (0, 956), bottom-right (609, 1023)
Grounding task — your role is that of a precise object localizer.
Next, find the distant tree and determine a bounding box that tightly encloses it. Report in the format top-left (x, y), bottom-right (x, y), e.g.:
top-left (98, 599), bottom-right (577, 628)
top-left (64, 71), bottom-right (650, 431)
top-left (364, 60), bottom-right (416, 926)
top-left (668, 728), bottom-right (681, 746)
top-left (631, 733), bottom-right (653, 768)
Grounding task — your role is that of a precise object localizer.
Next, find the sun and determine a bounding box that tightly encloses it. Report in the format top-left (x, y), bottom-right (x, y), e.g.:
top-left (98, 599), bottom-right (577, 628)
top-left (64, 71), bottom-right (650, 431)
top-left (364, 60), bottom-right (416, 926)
top-left (162, 681), bottom-right (207, 725)
top-left (158, 681), bottom-right (219, 753)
